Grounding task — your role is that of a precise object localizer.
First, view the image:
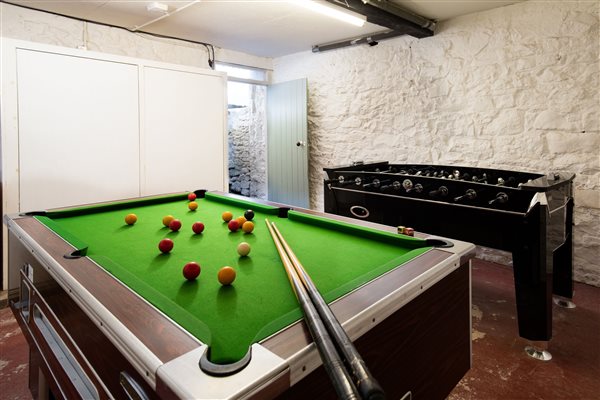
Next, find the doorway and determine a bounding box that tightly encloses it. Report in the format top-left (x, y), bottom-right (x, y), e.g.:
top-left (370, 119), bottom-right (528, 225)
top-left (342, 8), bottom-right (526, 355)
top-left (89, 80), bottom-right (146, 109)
top-left (227, 81), bottom-right (267, 199)
top-left (217, 63), bottom-right (309, 207)
top-left (216, 62), bottom-right (268, 199)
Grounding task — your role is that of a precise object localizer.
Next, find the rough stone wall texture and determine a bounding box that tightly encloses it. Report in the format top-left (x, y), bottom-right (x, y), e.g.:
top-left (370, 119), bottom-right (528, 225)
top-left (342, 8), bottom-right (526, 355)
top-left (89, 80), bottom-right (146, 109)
top-left (272, 1), bottom-right (600, 286)
top-left (228, 86), bottom-right (268, 199)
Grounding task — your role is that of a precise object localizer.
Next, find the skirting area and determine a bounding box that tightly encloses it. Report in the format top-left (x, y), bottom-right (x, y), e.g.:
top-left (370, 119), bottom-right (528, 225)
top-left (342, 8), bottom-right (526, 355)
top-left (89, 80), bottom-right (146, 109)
top-left (1, 259), bottom-right (599, 400)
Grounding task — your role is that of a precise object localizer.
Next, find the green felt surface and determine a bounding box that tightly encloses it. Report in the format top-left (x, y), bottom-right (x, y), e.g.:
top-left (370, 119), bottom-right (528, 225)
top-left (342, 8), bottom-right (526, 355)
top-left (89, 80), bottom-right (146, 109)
top-left (36, 193), bottom-right (431, 364)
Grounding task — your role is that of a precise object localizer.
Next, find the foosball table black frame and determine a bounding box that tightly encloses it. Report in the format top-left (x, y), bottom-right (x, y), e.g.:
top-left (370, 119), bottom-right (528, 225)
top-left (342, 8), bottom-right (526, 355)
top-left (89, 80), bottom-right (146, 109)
top-left (324, 161), bottom-right (575, 344)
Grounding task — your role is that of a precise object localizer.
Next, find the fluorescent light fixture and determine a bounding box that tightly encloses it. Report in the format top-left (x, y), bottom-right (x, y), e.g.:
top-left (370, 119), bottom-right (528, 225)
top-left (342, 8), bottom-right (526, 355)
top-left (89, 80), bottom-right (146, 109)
top-left (289, 0), bottom-right (366, 27)
top-left (147, 2), bottom-right (169, 14)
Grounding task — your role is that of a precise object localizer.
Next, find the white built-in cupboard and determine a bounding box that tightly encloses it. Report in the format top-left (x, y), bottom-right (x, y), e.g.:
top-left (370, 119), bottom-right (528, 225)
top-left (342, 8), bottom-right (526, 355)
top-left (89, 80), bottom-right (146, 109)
top-left (1, 39), bottom-right (227, 290)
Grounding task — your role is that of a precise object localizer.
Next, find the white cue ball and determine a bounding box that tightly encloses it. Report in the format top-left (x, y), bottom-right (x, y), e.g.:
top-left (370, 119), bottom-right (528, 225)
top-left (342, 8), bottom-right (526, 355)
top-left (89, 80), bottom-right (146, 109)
top-left (237, 242), bottom-right (251, 257)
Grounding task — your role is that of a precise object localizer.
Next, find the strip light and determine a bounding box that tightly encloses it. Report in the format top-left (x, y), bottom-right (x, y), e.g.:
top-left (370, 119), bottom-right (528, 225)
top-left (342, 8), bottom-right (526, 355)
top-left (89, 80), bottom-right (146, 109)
top-left (289, 0), bottom-right (366, 27)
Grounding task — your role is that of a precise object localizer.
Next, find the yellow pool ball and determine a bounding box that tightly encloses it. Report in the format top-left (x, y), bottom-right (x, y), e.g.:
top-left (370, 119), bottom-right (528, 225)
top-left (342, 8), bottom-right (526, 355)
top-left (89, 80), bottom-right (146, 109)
top-left (188, 201), bottom-right (198, 211)
top-left (218, 266), bottom-right (236, 285)
top-left (236, 216), bottom-right (247, 226)
top-left (237, 242), bottom-right (251, 256)
top-left (124, 213), bottom-right (137, 225)
top-left (162, 215), bottom-right (175, 227)
top-left (241, 221), bottom-right (254, 234)
top-left (222, 211), bottom-right (233, 222)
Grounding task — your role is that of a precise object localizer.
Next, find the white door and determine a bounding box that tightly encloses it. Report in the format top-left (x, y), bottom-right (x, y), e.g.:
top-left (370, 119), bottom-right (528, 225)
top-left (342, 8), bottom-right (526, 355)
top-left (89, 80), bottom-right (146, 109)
top-left (267, 78), bottom-right (309, 208)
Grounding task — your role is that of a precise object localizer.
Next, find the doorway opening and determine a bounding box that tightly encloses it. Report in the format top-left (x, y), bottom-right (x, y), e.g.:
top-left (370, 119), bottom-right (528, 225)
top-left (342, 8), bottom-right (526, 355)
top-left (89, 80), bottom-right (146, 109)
top-left (216, 63), bottom-right (268, 199)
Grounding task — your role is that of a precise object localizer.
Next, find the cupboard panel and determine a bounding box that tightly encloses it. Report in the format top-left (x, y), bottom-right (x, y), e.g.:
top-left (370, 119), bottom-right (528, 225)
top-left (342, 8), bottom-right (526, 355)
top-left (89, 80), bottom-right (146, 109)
top-left (142, 66), bottom-right (226, 195)
top-left (17, 49), bottom-right (140, 211)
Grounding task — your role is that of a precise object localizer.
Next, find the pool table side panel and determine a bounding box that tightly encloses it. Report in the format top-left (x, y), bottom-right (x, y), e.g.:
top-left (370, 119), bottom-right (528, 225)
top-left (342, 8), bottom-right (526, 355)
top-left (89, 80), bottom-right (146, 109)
top-left (156, 366), bottom-right (291, 400)
top-left (275, 262), bottom-right (471, 400)
top-left (9, 217), bottom-right (200, 363)
top-left (242, 368), bottom-right (291, 400)
top-left (262, 248), bottom-right (468, 393)
top-left (9, 232), bottom-right (158, 399)
top-left (262, 249), bottom-right (457, 359)
top-left (10, 282), bottom-right (96, 400)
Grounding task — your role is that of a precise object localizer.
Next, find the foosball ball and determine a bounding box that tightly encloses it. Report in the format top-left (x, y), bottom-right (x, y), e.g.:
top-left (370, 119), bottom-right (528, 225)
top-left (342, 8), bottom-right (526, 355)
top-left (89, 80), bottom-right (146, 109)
top-left (324, 161), bottom-right (575, 358)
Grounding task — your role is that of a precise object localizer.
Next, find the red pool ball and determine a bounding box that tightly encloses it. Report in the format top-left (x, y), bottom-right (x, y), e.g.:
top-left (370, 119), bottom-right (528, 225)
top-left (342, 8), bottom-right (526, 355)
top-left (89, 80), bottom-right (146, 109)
top-left (192, 222), bottom-right (205, 234)
top-left (228, 220), bottom-right (240, 232)
top-left (188, 192), bottom-right (197, 201)
top-left (158, 238), bottom-right (174, 253)
top-left (183, 262), bottom-right (201, 280)
top-left (169, 219), bottom-right (182, 232)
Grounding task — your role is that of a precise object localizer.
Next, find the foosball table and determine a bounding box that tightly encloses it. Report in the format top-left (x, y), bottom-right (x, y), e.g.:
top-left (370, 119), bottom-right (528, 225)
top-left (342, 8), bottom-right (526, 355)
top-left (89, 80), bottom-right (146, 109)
top-left (324, 161), bottom-right (575, 357)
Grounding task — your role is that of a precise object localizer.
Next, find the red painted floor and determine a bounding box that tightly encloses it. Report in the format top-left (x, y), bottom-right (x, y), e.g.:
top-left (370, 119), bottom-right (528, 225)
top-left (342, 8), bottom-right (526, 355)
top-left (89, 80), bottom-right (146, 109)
top-left (1, 259), bottom-right (599, 399)
top-left (448, 260), bottom-right (600, 400)
top-left (0, 304), bottom-right (32, 400)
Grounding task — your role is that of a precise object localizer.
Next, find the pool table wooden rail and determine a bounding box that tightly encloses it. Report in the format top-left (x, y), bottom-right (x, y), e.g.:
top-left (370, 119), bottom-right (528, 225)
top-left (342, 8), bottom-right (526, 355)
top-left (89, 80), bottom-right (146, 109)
top-left (5, 192), bottom-right (475, 400)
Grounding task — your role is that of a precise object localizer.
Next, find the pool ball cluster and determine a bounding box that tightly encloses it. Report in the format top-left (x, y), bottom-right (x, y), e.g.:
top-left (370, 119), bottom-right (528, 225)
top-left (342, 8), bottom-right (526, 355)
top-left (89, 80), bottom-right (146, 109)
top-left (222, 210), bottom-right (255, 233)
top-left (397, 226), bottom-right (415, 236)
top-left (124, 195), bottom-right (255, 287)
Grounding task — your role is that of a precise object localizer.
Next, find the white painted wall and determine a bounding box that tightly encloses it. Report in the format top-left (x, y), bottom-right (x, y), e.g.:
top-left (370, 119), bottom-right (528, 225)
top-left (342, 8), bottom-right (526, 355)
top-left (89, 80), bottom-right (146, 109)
top-left (272, 1), bottom-right (600, 286)
top-left (0, 3), bottom-right (272, 71)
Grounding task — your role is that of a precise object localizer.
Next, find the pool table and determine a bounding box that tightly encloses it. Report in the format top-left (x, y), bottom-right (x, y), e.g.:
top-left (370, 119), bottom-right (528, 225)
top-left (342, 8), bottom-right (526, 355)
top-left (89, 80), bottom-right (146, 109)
top-left (6, 191), bottom-right (475, 400)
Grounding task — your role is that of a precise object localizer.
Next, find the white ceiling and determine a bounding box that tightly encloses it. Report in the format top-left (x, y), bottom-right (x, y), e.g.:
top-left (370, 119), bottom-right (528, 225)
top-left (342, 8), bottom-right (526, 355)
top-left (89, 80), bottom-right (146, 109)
top-left (7, 0), bottom-right (524, 57)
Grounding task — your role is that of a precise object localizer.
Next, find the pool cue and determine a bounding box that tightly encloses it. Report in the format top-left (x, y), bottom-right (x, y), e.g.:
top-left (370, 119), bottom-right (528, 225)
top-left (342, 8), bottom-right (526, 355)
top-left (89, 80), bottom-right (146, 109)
top-left (265, 219), bottom-right (360, 400)
top-left (270, 222), bottom-right (386, 400)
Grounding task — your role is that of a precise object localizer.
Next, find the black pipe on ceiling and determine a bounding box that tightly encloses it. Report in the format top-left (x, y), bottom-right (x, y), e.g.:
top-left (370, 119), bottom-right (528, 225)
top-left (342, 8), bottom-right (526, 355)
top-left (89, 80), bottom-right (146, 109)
top-left (312, 30), bottom-right (404, 53)
top-left (325, 0), bottom-right (435, 38)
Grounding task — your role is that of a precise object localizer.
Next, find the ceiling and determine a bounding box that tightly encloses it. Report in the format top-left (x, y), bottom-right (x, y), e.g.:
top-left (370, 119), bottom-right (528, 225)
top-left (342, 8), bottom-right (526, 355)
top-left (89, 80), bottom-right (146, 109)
top-left (6, 0), bottom-right (524, 57)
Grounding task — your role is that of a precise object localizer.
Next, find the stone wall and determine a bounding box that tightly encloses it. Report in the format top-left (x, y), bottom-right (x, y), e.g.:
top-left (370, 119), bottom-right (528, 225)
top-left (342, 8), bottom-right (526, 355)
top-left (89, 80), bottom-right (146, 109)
top-left (272, 1), bottom-right (600, 285)
top-left (228, 85), bottom-right (268, 198)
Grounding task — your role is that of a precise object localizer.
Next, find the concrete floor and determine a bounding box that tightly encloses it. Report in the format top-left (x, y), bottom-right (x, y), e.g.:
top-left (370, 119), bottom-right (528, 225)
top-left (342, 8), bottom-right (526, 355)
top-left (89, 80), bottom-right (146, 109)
top-left (450, 260), bottom-right (600, 399)
top-left (1, 259), bottom-right (599, 399)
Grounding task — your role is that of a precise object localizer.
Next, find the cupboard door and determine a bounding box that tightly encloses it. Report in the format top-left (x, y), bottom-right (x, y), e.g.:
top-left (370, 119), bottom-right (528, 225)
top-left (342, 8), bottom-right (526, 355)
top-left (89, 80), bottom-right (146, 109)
top-left (141, 66), bottom-right (226, 195)
top-left (17, 49), bottom-right (140, 211)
